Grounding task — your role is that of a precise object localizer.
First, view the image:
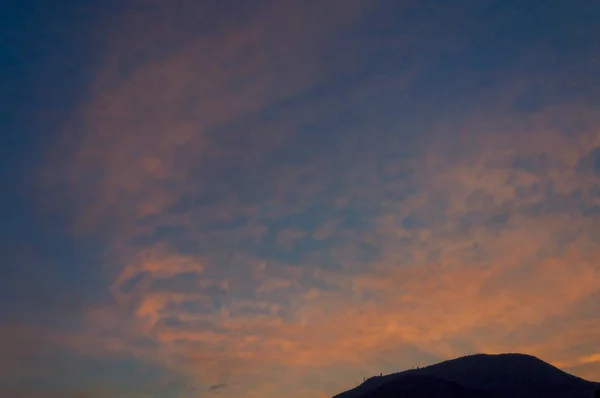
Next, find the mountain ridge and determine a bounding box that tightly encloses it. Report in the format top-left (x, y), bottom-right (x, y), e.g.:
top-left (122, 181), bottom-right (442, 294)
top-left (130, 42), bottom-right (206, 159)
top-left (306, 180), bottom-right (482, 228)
top-left (333, 353), bottom-right (600, 398)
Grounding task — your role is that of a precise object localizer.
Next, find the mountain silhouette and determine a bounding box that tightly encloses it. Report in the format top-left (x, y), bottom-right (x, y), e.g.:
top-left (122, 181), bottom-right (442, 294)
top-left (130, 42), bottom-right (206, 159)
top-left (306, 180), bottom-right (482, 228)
top-left (357, 374), bottom-right (490, 398)
top-left (333, 353), bottom-right (600, 398)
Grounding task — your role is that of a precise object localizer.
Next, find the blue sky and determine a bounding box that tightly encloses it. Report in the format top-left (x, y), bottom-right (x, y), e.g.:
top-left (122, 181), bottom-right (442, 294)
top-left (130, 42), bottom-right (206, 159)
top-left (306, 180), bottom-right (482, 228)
top-left (2, 1), bottom-right (600, 397)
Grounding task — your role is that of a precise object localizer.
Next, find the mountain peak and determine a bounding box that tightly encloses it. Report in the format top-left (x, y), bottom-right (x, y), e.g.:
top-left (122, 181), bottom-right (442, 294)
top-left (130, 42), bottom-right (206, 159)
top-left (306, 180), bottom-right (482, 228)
top-left (333, 353), bottom-right (600, 398)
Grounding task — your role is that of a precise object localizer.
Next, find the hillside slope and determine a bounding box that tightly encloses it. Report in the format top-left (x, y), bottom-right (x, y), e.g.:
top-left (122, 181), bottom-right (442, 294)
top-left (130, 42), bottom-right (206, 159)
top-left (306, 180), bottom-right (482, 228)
top-left (333, 353), bottom-right (600, 398)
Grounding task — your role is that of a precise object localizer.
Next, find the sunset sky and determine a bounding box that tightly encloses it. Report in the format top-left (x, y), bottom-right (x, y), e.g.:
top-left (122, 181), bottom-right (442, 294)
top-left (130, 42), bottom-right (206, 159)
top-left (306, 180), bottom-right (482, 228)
top-left (2, 1), bottom-right (600, 397)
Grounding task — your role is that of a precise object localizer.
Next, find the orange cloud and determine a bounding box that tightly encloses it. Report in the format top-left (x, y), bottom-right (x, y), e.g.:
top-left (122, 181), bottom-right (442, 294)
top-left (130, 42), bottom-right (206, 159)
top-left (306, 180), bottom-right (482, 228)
top-left (35, 1), bottom-right (600, 397)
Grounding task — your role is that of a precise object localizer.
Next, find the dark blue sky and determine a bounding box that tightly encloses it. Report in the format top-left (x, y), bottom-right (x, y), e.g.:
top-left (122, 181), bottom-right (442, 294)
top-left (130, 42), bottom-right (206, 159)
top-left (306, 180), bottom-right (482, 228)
top-left (2, 1), bottom-right (600, 397)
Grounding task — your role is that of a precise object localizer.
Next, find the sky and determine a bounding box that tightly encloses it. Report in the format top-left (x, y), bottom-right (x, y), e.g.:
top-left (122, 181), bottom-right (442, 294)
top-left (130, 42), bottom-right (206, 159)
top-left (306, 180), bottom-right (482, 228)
top-left (1, 0), bottom-right (600, 397)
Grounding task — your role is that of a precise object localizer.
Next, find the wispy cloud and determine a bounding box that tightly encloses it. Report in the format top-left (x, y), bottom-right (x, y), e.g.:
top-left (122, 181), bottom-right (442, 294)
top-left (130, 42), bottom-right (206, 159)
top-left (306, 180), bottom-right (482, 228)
top-left (19, 0), bottom-right (600, 397)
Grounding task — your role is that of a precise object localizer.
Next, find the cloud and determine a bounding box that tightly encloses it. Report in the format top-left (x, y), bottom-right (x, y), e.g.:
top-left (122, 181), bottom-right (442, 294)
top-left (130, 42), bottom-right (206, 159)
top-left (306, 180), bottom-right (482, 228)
top-left (208, 382), bottom-right (227, 391)
top-left (30, 0), bottom-right (600, 397)
top-left (275, 229), bottom-right (306, 250)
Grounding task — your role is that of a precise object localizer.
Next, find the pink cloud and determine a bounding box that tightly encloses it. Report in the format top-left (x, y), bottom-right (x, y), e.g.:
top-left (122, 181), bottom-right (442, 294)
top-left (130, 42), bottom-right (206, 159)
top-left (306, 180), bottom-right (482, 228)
top-left (34, 1), bottom-right (600, 397)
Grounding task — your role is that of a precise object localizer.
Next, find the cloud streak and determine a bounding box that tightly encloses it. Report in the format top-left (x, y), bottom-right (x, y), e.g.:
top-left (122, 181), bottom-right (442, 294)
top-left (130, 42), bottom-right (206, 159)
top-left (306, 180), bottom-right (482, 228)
top-left (14, 0), bottom-right (600, 397)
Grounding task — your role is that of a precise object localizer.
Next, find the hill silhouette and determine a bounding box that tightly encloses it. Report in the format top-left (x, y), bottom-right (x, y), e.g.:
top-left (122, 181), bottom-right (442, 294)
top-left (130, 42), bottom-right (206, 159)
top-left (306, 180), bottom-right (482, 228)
top-left (333, 353), bottom-right (600, 398)
top-left (360, 374), bottom-right (490, 398)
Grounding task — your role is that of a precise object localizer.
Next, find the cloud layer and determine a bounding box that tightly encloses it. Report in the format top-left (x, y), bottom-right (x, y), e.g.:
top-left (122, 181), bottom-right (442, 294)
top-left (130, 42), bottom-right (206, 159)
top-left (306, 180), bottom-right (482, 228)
top-left (7, 1), bottom-right (600, 397)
